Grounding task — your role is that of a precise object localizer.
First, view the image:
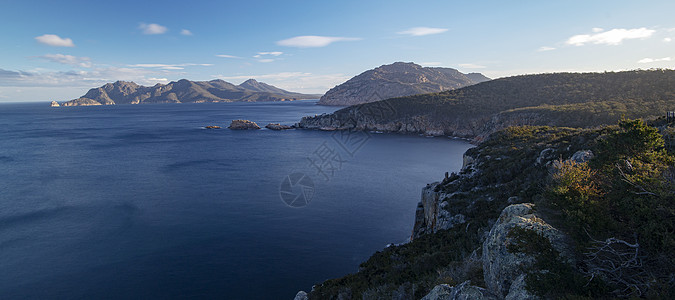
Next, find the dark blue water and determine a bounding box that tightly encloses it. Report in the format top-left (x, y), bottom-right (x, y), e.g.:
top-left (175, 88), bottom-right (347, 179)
top-left (0, 101), bottom-right (472, 299)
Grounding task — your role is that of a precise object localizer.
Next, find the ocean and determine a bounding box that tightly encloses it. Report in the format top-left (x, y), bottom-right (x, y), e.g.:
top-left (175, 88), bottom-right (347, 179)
top-left (0, 100), bottom-right (472, 299)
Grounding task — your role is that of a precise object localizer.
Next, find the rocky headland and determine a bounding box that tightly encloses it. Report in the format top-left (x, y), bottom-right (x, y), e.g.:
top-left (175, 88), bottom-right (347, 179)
top-left (318, 62), bottom-right (489, 106)
top-left (299, 121), bottom-right (675, 299)
top-left (298, 70), bottom-right (675, 143)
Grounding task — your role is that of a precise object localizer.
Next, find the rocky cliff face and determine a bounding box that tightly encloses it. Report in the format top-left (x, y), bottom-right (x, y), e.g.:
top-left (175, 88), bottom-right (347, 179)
top-left (57, 79), bottom-right (320, 106)
top-left (296, 105), bottom-right (549, 143)
top-left (317, 62), bottom-right (489, 106)
top-left (300, 127), bottom-right (605, 299)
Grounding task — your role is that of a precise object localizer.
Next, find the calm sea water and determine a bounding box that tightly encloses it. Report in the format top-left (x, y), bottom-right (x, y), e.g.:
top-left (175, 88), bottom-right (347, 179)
top-left (0, 100), bottom-right (472, 299)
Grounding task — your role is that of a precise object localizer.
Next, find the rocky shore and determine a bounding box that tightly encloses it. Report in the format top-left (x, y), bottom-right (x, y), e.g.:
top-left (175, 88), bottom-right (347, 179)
top-left (296, 126), bottom-right (618, 299)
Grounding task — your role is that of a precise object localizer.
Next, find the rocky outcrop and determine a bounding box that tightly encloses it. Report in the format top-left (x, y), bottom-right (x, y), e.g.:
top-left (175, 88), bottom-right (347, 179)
top-left (412, 182), bottom-right (468, 239)
top-left (204, 125), bottom-right (221, 129)
top-left (265, 123), bottom-right (293, 130)
top-left (481, 203), bottom-right (573, 299)
top-left (421, 281), bottom-right (497, 300)
top-left (59, 79), bottom-right (320, 106)
top-left (419, 203), bottom-right (572, 300)
top-left (228, 120), bottom-right (260, 130)
top-left (293, 291), bottom-right (308, 300)
top-left (60, 97), bottom-right (104, 106)
top-left (318, 62), bottom-right (489, 106)
top-left (50, 101), bottom-right (60, 107)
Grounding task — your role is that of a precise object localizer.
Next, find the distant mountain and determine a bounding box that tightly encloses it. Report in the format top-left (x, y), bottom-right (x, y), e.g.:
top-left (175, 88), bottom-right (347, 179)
top-left (59, 79), bottom-right (321, 106)
top-left (317, 62), bottom-right (490, 106)
top-left (299, 69), bottom-right (675, 141)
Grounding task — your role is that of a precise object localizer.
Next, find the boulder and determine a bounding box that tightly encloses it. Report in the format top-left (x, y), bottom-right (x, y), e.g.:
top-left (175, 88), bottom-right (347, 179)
top-left (265, 123), bottom-right (292, 130)
top-left (50, 101), bottom-right (60, 107)
top-left (293, 291), bottom-right (308, 300)
top-left (482, 203), bottom-right (572, 298)
top-left (205, 125), bottom-right (221, 129)
top-left (228, 120), bottom-right (260, 130)
top-left (421, 281), bottom-right (497, 300)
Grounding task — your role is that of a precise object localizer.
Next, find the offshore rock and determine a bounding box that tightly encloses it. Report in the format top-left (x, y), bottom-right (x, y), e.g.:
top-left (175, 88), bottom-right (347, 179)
top-left (265, 123), bottom-right (293, 130)
top-left (50, 101), bottom-right (60, 107)
top-left (228, 120), bottom-right (261, 130)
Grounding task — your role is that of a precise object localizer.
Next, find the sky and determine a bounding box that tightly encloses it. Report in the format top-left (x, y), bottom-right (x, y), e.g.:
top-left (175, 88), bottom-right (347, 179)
top-left (1, 0), bottom-right (674, 102)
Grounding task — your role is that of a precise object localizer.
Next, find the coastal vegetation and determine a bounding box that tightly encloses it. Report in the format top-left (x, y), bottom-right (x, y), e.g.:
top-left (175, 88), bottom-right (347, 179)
top-left (299, 70), bottom-right (675, 141)
top-left (305, 119), bottom-right (675, 299)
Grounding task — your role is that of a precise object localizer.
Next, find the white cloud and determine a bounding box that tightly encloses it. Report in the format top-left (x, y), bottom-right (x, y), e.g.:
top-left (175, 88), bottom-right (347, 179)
top-left (397, 27), bottom-right (448, 36)
top-left (277, 36), bottom-right (361, 48)
top-left (257, 59), bottom-right (275, 63)
top-left (592, 27), bottom-right (604, 33)
top-left (566, 27), bottom-right (655, 46)
top-left (458, 63), bottom-right (487, 69)
top-left (180, 29), bottom-right (193, 36)
top-left (256, 51), bottom-right (283, 57)
top-left (128, 63), bottom-right (212, 70)
top-left (537, 46), bottom-right (556, 52)
top-left (637, 57), bottom-right (671, 63)
top-left (664, 37), bottom-right (672, 42)
top-left (215, 72), bottom-right (350, 94)
top-left (216, 54), bottom-right (239, 58)
top-left (0, 66), bottom-right (171, 88)
top-left (35, 34), bottom-right (75, 47)
top-left (38, 54), bottom-right (92, 68)
top-left (139, 23), bottom-right (168, 35)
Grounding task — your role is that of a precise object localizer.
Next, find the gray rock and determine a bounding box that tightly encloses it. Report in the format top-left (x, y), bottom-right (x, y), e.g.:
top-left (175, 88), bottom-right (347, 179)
top-left (265, 123), bottom-right (292, 130)
top-left (569, 150), bottom-right (594, 164)
top-left (505, 274), bottom-right (538, 300)
top-left (293, 291), bottom-right (308, 300)
top-left (228, 119), bottom-right (261, 130)
top-left (482, 203), bottom-right (571, 298)
top-left (421, 281), bottom-right (497, 300)
top-left (535, 148), bottom-right (555, 165)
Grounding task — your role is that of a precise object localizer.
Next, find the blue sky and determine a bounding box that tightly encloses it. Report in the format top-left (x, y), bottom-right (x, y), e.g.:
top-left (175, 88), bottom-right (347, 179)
top-left (1, 0), bottom-right (674, 102)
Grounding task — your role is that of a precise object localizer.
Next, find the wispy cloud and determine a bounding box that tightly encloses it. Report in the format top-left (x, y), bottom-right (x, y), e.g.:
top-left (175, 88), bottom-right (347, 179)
top-left (277, 36), bottom-right (361, 48)
top-left (537, 46), bottom-right (556, 52)
top-left (0, 67), bottom-right (170, 88)
top-left (128, 63), bottom-right (213, 70)
top-left (252, 51), bottom-right (283, 63)
top-left (38, 54), bottom-right (92, 68)
top-left (458, 63), bottom-right (487, 69)
top-left (254, 51), bottom-right (283, 57)
top-left (397, 27), bottom-right (448, 36)
top-left (637, 57), bottom-right (671, 63)
top-left (664, 37), bottom-right (672, 43)
top-left (215, 54), bottom-right (240, 58)
top-left (139, 23), bottom-right (168, 35)
top-left (35, 34), bottom-right (75, 47)
top-left (566, 27), bottom-right (655, 46)
top-left (180, 29), bottom-right (193, 36)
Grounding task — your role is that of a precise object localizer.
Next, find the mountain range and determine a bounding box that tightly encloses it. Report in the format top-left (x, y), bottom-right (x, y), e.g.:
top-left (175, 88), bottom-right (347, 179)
top-left (318, 62), bottom-right (490, 106)
top-left (57, 79), bottom-right (321, 106)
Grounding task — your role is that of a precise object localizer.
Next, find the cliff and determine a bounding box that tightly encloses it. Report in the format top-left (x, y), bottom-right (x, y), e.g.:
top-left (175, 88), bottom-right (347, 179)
top-left (300, 121), bottom-right (675, 299)
top-left (57, 79), bottom-right (321, 106)
top-left (299, 70), bottom-right (675, 142)
top-left (317, 62), bottom-right (489, 106)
